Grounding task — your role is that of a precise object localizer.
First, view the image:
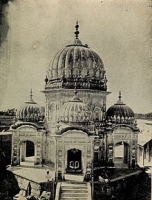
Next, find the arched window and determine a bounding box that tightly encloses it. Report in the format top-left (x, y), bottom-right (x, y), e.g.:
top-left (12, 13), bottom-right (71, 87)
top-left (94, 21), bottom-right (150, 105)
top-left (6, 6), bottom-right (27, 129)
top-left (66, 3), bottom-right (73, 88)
top-left (94, 107), bottom-right (102, 121)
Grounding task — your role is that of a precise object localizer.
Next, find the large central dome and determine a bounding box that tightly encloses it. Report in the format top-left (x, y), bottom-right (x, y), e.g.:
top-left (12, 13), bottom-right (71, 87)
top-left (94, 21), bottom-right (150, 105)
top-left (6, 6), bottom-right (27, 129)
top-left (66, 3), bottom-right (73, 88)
top-left (45, 22), bottom-right (107, 91)
top-left (51, 43), bottom-right (104, 80)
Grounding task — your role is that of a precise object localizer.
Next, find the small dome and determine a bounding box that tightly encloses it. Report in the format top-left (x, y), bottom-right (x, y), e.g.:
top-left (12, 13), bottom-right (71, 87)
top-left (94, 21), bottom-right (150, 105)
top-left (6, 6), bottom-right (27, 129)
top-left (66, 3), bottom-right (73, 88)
top-left (59, 90), bottom-right (91, 123)
top-left (17, 90), bottom-right (44, 123)
top-left (45, 22), bottom-right (107, 91)
top-left (106, 92), bottom-right (134, 124)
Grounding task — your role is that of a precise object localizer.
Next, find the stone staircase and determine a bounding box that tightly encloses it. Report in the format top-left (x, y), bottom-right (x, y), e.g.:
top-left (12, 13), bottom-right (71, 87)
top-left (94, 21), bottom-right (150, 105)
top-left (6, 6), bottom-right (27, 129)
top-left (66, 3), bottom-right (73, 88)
top-left (114, 163), bottom-right (128, 168)
top-left (59, 182), bottom-right (90, 200)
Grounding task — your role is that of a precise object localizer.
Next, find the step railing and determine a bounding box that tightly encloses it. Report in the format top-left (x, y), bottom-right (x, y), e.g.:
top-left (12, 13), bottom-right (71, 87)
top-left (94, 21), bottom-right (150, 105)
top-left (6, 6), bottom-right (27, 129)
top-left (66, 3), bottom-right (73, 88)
top-left (54, 182), bottom-right (61, 200)
top-left (87, 182), bottom-right (92, 200)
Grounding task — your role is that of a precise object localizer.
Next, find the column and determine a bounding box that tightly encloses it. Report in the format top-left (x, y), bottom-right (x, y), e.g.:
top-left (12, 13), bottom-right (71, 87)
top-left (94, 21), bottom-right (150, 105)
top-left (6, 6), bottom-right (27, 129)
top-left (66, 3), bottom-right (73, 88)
top-left (21, 142), bottom-right (25, 161)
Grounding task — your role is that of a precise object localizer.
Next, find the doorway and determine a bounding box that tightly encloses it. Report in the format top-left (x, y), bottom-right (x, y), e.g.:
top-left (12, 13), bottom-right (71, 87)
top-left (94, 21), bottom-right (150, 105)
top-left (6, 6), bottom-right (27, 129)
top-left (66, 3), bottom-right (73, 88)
top-left (67, 148), bottom-right (82, 173)
top-left (26, 141), bottom-right (34, 157)
top-left (114, 142), bottom-right (129, 167)
top-left (20, 140), bottom-right (35, 166)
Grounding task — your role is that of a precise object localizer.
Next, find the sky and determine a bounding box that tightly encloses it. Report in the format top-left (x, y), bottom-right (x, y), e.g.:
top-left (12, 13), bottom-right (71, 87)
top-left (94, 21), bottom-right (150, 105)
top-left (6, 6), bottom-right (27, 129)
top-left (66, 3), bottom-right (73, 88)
top-left (0, 0), bottom-right (151, 113)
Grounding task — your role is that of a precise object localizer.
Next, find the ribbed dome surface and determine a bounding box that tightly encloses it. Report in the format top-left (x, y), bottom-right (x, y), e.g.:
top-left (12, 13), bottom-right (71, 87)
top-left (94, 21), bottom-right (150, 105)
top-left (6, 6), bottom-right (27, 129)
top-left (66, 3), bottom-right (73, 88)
top-left (106, 92), bottom-right (134, 124)
top-left (59, 91), bottom-right (91, 123)
top-left (50, 43), bottom-right (104, 80)
top-left (17, 91), bottom-right (44, 123)
top-left (45, 23), bottom-right (107, 91)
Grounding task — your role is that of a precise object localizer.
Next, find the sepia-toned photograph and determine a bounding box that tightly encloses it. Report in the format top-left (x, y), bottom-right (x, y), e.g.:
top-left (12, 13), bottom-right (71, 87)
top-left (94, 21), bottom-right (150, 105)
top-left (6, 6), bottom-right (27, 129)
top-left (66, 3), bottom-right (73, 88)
top-left (0, 0), bottom-right (151, 199)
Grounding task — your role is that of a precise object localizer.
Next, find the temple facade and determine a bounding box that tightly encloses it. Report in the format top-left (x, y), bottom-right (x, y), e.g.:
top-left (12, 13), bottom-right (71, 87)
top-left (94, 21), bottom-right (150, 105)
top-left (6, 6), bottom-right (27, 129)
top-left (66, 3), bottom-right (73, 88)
top-left (10, 23), bottom-right (139, 180)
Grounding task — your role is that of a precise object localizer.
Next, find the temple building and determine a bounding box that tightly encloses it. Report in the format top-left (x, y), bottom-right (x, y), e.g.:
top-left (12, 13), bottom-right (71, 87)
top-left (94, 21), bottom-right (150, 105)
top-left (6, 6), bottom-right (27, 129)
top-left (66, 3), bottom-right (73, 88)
top-left (10, 90), bottom-right (45, 166)
top-left (10, 22), bottom-right (139, 181)
top-left (106, 92), bottom-right (139, 168)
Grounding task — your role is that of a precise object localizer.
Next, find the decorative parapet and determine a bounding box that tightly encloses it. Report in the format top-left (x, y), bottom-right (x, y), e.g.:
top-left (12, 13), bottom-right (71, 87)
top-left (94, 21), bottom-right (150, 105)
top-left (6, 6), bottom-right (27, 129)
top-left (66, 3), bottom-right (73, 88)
top-left (45, 77), bottom-right (107, 91)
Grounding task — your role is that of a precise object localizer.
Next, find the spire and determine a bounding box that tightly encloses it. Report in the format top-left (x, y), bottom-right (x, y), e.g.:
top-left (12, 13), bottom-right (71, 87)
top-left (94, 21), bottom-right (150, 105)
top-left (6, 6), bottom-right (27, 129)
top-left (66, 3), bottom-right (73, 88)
top-left (118, 91), bottom-right (122, 101)
top-left (45, 75), bottom-right (48, 84)
top-left (74, 88), bottom-right (78, 96)
top-left (73, 21), bottom-right (82, 45)
top-left (116, 91), bottom-right (124, 105)
top-left (74, 21), bottom-right (79, 39)
top-left (26, 89), bottom-right (36, 104)
top-left (70, 89), bottom-right (82, 102)
top-left (30, 89), bottom-right (33, 102)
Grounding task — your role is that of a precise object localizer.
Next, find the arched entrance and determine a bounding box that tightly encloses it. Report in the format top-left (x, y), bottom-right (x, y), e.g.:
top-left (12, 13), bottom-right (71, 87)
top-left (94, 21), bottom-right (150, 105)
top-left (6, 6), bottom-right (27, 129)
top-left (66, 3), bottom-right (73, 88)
top-left (66, 148), bottom-right (82, 173)
top-left (26, 141), bottom-right (34, 157)
top-left (114, 142), bottom-right (130, 168)
top-left (20, 140), bottom-right (35, 166)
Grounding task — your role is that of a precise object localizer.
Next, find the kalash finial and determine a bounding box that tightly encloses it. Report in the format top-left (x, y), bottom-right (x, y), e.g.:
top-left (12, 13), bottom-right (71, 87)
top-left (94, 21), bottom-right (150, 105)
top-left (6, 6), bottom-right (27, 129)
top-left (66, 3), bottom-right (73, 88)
top-left (70, 84), bottom-right (82, 102)
top-left (74, 21), bottom-right (79, 39)
top-left (116, 91), bottom-right (124, 105)
top-left (74, 83), bottom-right (78, 96)
top-left (72, 89), bottom-right (82, 102)
top-left (28, 89), bottom-right (36, 103)
top-left (25, 89), bottom-right (36, 104)
top-left (74, 88), bottom-right (78, 96)
top-left (119, 91), bottom-right (122, 100)
top-left (30, 89), bottom-right (33, 102)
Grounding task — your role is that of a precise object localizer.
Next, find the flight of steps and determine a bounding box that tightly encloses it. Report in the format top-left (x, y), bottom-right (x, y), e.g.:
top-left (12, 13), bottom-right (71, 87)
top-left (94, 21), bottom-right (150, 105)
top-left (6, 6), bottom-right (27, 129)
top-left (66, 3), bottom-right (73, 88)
top-left (114, 163), bottom-right (128, 168)
top-left (59, 182), bottom-right (90, 200)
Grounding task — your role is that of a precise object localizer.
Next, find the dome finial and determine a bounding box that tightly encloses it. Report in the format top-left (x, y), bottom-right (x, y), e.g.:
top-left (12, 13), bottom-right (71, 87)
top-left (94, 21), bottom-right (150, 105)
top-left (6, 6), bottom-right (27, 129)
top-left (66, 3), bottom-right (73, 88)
top-left (74, 21), bottom-right (79, 39)
top-left (29, 89), bottom-right (34, 103)
top-left (25, 89), bottom-right (36, 104)
top-left (74, 83), bottom-right (77, 95)
top-left (115, 91), bottom-right (124, 105)
top-left (119, 91), bottom-right (122, 100)
top-left (45, 75), bottom-right (48, 84)
top-left (30, 89), bottom-right (33, 101)
top-left (74, 89), bottom-right (78, 96)
top-left (71, 86), bottom-right (82, 102)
